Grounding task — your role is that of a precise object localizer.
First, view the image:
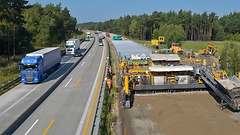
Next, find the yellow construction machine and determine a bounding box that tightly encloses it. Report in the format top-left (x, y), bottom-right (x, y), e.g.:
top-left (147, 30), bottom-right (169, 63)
top-left (212, 70), bottom-right (228, 80)
top-left (119, 56), bottom-right (151, 108)
top-left (151, 36), bottom-right (165, 49)
top-left (198, 44), bottom-right (218, 55)
top-left (151, 39), bottom-right (159, 49)
top-left (170, 43), bottom-right (184, 54)
top-left (211, 62), bottom-right (228, 80)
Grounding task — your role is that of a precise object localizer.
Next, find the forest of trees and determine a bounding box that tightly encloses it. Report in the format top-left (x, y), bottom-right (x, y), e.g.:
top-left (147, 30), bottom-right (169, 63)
top-left (0, 0), bottom-right (77, 60)
top-left (79, 10), bottom-right (240, 75)
top-left (0, 2), bottom-right (239, 74)
top-left (79, 10), bottom-right (240, 42)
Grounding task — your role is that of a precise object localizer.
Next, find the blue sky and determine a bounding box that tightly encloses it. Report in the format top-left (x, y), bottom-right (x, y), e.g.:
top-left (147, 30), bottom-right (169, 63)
top-left (29, 0), bottom-right (240, 23)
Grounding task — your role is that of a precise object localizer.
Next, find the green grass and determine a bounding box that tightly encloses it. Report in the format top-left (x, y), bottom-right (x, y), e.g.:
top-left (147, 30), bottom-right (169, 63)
top-left (181, 41), bottom-right (225, 56)
top-left (133, 40), bottom-right (151, 45)
top-left (0, 56), bottom-right (22, 87)
top-left (131, 39), bottom-right (226, 56)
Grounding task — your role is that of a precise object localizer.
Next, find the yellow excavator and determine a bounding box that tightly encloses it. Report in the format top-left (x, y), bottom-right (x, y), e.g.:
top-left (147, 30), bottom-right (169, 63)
top-left (198, 44), bottom-right (218, 55)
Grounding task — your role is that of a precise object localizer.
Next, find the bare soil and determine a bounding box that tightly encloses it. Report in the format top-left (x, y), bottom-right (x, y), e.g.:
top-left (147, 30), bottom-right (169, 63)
top-left (122, 92), bottom-right (240, 135)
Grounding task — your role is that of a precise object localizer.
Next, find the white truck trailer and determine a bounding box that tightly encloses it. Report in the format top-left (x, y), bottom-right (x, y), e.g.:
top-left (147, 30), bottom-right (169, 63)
top-left (66, 38), bottom-right (81, 56)
top-left (19, 47), bottom-right (61, 83)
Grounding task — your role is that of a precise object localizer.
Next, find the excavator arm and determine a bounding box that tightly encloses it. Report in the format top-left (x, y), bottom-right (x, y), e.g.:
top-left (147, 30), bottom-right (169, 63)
top-left (206, 44), bottom-right (218, 55)
top-left (198, 44), bottom-right (218, 55)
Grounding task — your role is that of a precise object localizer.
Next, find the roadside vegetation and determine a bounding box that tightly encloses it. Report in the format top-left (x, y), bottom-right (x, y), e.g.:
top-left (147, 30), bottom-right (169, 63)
top-left (0, 56), bottom-right (22, 86)
top-left (0, 1), bottom-right (84, 86)
top-left (99, 40), bottom-right (118, 135)
top-left (181, 41), bottom-right (224, 56)
top-left (79, 10), bottom-right (240, 75)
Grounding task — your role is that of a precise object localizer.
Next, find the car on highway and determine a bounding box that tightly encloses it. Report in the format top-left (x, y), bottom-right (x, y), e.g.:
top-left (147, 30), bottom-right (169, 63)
top-left (99, 42), bottom-right (103, 46)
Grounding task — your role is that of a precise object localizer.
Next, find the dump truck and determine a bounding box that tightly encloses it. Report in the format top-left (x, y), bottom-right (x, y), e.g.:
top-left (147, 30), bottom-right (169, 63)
top-left (66, 38), bottom-right (81, 56)
top-left (19, 47), bottom-right (61, 84)
top-left (198, 44), bottom-right (218, 55)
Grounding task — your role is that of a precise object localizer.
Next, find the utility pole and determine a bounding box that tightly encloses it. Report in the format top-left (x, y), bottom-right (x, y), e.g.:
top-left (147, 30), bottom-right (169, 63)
top-left (7, 26), bottom-right (10, 62)
top-left (13, 24), bottom-right (16, 60)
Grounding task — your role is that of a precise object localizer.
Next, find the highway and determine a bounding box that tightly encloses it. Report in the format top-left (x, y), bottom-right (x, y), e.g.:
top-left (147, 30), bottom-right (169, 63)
top-left (13, 36), bottom-right (106, 135)
top-left (0, 35), bottom-right (104, 134)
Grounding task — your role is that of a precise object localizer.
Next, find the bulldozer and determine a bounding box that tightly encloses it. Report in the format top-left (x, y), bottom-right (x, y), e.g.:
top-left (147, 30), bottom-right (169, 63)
top-left (198, 44), bottom-right (218, 55)
top-left (170, 43), bottom-right (184, 54)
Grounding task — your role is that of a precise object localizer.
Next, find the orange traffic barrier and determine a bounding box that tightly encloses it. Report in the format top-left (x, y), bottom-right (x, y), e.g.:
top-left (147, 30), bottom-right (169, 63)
top-left (107, 78), bottom-right (112, 89)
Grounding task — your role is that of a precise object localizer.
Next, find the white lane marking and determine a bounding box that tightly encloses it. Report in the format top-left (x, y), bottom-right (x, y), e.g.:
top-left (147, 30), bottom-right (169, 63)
top-left (81, 62), bottom-right (85, 67)
top-left (24, 119), bottom-right (39, 135)
top-left (88, 53), bottom-right (91, 56)
top-left (0, 56), bottom-right (71, 117)
top-left (92, 48), bottom-right (94, 50)
top-left (66, 57), bottom-right (74, 63)
top-left (65, 78), bottom-right (73, 87)
top-left (75, 37), bottom-right (105, 135)
top-left (0, 85), bottom-right (39, 116)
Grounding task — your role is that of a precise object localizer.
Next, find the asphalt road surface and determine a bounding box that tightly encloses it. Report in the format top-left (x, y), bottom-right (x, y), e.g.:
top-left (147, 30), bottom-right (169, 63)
top-left (0, 38), bottom-right (97, 134)
top-left (13, 37), bottom-right (106, 135)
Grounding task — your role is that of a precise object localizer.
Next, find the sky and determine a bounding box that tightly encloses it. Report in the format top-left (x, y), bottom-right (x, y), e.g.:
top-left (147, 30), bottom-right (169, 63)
top-left (29, 0), bottom-right (240, 23)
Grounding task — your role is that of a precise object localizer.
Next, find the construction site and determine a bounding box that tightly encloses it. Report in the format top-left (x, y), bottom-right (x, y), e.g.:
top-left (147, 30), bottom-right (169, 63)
top-left (110, 36), bottom-right (240, 135)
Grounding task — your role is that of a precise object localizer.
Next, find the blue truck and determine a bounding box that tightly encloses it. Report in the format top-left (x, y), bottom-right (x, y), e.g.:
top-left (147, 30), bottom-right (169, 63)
top-left (19, 47), bottom-right (61, 84)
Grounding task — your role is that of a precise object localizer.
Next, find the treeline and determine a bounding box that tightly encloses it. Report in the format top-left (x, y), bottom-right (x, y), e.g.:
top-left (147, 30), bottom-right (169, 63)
top-left (0, 0), bottom-right (77, 59)
top-left (78, 10), bottom-right (240, 42)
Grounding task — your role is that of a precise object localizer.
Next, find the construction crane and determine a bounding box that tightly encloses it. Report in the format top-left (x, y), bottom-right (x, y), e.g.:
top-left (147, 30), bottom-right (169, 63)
top-left (198, 44), bottom-right (218, 55)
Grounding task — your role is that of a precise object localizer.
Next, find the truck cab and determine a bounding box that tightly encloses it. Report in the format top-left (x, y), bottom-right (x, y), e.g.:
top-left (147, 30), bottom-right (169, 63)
top-left (66, 39), bottom-right (80, 56)
top-left (19, 55), bottom-right (44, 83)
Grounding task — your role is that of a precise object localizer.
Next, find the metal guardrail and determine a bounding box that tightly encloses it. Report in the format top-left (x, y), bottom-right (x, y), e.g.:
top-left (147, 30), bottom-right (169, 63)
top-left (0, 77), bottom-right (21, 95)
top-left (91, 40), bottom-right (110, 135)
top-left (92, 60), bottom-right (109, 135)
